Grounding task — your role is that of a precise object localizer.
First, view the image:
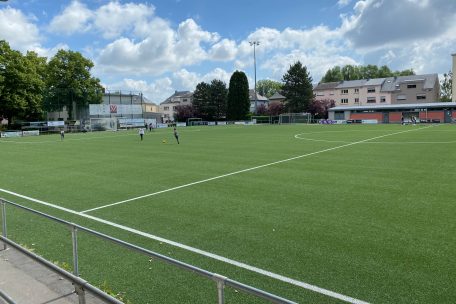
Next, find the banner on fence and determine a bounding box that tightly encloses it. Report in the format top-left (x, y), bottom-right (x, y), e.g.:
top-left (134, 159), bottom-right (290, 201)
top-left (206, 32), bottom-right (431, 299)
top-left (1, 131), bottom-right (22, 138)
top-left (22, 130), bottom-right (40, 137)
top-left (47, 121), bottom-right (65, 127)
top-left (118, 118), bottom-right (145, 128)
top-left (89, 104), bottom-right (142, 116)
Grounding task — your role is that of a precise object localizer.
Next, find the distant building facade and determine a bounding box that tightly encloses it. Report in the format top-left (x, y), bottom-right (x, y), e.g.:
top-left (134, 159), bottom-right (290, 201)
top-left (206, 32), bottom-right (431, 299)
top-left (249, 90), bottom-right (269, 112)
top-left (159, 91), bottom-right (193, 122)
top-left (314, 74), bottom-right (440, 107)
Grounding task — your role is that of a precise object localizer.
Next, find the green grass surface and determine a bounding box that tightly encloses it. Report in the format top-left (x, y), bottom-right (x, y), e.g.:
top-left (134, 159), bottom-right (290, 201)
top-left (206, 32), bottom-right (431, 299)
top-left (1, 124), bottom-right (456, 303)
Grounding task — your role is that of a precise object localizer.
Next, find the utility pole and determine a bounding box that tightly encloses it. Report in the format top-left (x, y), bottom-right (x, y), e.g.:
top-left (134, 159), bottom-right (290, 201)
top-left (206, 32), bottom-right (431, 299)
top-left (249, 41), bottom-right (260, 113)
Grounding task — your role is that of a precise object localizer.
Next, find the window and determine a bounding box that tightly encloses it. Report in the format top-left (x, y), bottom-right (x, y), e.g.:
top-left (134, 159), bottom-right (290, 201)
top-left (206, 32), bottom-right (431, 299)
top-left (173, 106), bottom-right (177, 110)
top-left (407, 84), bottom-right (417, 89)
top-left (367, 88), bottom-right (375, 93)
top-left (417, 94), bottom-right (426, 100)
top-left (316, 92), bottom-right (325, 96)
top-left (183, 98), bottom-right (188, 102)
top-left (341, 98), bottom-right (348, 104)
top-left (380, 96), bottom-right (386, 103)
top-left (341, 89), bottom-right (348, 94)
top-left (367, 97), bottom-right (376, 103)
top-left (164, 106), bottom-right (169, 110)
top-left (396, 95), bottom-right (406, 101)
top-left (354, 88), bottom-right (359, 94)
top-left (354, 98), bottom-right (359, 103)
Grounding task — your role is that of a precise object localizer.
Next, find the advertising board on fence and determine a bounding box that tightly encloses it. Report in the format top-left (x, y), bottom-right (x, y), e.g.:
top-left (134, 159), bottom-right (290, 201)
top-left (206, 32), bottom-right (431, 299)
top-left (1, 131), bottom-right (22, 138)
top-left (176, 122), bottom-right (186, 127)
top-left (118, 118), bottom-right (145, 128)
top-left (47, 121), bottom-right (65, 127)
top-left (22, 130), bottom-right (40, 137)
top-left (89, 104), bottom-right (142, 116)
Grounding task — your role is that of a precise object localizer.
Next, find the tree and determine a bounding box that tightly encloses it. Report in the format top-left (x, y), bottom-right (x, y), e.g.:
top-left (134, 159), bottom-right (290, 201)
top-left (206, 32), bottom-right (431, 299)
top-left (227, 71), bottom-right (250, 120)
top-left (0, 40), bottom-right (46, 124)
top-left (320, 64), bottom-right (415, 83)
top-left (308, 99), bottom-right (335, 119)
top-left (256, 104), bottom-right (268, 115)
top-left (440, 71), bottom-right (452, 102)
top-left (256, 79), bottom-right (283, 98)
top-left (210, 79), bottom-right (228, 121)
top-left (192, 81), bottom-right (211, 119)
top-left (44, 50), bottom-right (103, 119)
top-left (281, 61), bottom-right (313, 113)
top-left (267, 101), bottom-right (285, 116)
top-left (174, 104), bottom-right (196, 122)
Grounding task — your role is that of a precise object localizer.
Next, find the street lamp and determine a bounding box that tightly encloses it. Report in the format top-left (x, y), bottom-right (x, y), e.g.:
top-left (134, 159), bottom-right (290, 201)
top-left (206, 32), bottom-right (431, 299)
top-left (249, 41), bottom-right (260, 113)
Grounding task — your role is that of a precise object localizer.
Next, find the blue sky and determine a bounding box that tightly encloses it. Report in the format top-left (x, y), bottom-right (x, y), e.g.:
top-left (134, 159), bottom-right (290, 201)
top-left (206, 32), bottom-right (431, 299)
top-left (0, 0), bottom-right (455, 103)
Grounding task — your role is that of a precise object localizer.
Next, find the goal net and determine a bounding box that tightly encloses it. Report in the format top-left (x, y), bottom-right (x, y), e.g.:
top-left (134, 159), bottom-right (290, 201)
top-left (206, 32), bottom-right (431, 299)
top-left (251, 116), bottom-right (272, 124)
top-left (279, 113), bottom-right (312, 124)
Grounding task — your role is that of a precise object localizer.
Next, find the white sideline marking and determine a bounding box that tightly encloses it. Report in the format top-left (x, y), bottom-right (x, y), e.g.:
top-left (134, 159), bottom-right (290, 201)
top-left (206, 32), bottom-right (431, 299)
top-left (0, 188), bottom-right (369, 304)
top-left (83, 125), bottom-right (434, 213)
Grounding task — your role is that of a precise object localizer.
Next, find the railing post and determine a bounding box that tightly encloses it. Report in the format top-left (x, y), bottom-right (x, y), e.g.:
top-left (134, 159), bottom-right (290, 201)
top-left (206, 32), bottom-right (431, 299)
top-left (71, 225), bottom-right (79, 276)
top-left (1, 200), bottom-right (7, 250)
top-left (212, 273), bottom-right (226, 304)
top-left (74, 284), bottom-right (86, 304)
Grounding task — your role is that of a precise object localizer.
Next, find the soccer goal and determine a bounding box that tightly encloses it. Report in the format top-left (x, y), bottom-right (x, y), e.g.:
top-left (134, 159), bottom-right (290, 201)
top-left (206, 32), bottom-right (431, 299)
top-left (251, 116), bottom-right (272, 124)
top-left (279, 113), bottom-right (312, 124)
top-left (187, 117), bottom-right (202, 126)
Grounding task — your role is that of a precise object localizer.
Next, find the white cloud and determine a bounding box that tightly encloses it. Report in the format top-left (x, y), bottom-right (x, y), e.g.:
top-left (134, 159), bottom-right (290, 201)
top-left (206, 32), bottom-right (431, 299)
top-left (338, 0), bottom-right (353, 8)
top-left (48, 1), bottom-right (93, 35)
top-left (97, 18), bottom-right (220, 76)
top-left (93, 2), bottom-right (155, 39)
top-left (209, 39), bottom-right (238, 61)
top-left (0, 7), bottom-right (42, 53)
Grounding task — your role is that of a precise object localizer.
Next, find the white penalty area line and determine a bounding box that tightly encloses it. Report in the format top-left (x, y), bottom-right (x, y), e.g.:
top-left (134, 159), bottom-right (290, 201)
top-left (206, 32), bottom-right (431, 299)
top-left (83, 124), bottom-right (435, 214)
top-left (0, 188), bottom-right (368, 304)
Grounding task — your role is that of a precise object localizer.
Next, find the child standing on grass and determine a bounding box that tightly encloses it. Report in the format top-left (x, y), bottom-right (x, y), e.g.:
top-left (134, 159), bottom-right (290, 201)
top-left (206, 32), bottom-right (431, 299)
top-left (173, 127), bottom-right (179, 144)
top-left (139, 128), bottom-right (145, 141)
top-left (60, 130), bottom-right (64, 140)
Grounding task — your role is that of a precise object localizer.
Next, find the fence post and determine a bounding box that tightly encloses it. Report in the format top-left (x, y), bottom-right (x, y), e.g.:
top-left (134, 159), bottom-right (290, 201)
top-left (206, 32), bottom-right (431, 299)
top-left (212, 273), bottom-right (227, 304)
top-left (74, 284), bottom-right (86, 304)
top-left (1, 200), bottom-right (7, 250)
top-left (71, 225), bottom-right (79, 276)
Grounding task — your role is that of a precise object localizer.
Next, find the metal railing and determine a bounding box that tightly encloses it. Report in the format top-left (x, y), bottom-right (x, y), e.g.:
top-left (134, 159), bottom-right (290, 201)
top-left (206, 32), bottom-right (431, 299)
top-left (0, 198), bottom-right (297, 304)
top-left (0, 289), bottom-right (16, 304)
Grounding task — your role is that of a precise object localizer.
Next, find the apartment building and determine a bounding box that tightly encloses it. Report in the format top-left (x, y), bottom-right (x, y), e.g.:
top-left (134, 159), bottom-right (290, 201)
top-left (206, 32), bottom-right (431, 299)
top-left (159, 91), bottom-right (193, 122)
top-left (314, 74), bottom-right (440, 107)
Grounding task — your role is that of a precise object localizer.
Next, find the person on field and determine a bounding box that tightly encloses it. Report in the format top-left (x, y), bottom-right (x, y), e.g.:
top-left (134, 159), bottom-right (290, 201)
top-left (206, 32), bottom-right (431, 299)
top-left (139, 128), bottom-right (145, 141)
top-left (60, 130), bottom-right (65, 140)
top-left (173, 127), bottom-right (179, 144)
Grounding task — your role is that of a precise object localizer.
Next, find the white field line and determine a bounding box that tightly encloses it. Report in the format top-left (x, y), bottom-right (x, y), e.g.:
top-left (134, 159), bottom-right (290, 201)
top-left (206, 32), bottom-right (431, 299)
top-left (83, 125), bottom-right (435, 214)
top-left (0, 188), bottom-right (369, 304)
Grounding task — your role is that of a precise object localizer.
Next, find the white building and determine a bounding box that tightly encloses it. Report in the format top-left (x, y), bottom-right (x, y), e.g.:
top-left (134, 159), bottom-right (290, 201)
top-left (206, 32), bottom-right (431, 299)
top-left (159, 91), bottom-right (193, 122)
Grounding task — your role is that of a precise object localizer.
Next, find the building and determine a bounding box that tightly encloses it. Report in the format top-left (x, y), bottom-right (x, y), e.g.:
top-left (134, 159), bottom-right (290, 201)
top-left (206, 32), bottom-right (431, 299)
top-left (452, 53), bottom-right (456, 102)
top-left (249, 90), bottom-right (269, 112)
top-left (314, 74), bottom-right (440, 107)
top-left (328, 103), bottom-right (456, 123)
top-left (159, 91), bottom-right (193, 122)
top-left (268, 92), bottom-right (286, 103)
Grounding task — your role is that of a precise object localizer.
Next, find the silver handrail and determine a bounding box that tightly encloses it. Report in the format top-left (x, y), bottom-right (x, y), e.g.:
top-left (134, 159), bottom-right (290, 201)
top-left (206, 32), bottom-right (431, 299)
top-left (0, 198), bottom-right (297, 304)
top-left (0, 289), bottom-right (16, 304)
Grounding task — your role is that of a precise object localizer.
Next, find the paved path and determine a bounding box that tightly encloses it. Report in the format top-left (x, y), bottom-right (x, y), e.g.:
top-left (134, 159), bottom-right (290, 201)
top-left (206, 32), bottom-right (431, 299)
top-left (0, 241), bottom-right (106, 304)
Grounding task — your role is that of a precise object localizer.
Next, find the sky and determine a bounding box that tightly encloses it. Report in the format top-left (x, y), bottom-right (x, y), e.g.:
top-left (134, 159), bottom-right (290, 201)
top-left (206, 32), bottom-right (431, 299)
top-left (0, 0), bottom-right (455, 103)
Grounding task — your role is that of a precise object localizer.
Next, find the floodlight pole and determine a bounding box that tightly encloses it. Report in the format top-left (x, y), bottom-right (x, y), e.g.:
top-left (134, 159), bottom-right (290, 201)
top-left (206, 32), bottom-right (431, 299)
top-left (249, 41), bottom-right (260, 114)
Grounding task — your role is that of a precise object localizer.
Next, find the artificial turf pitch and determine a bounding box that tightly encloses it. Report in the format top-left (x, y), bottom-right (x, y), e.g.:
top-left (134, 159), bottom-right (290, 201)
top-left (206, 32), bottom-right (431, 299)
top-left (0, 123), bottom-right (455, 303)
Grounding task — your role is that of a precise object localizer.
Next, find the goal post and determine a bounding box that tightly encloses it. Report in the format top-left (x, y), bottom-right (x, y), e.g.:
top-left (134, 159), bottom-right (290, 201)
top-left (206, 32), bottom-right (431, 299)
top-left (279, 113), bottom-right (312, 124)
top-left (187, 117), bottom-right (202, 126)
top-left (251, 116), bottom-right (272, 124)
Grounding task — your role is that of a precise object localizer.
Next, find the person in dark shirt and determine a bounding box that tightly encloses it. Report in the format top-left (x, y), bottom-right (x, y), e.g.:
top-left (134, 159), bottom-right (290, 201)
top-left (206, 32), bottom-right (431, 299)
top-left (173, 127), bottom-right (179, 144)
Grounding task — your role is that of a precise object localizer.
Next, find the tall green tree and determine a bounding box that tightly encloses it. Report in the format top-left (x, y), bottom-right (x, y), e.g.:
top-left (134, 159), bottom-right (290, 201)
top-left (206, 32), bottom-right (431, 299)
top-left (440, 71), bottom-right (453, 102)
top-left (281, 61), bottom-right (313, 113)
top-left (227, 71), bottom-right (250, 120)
top-left (192, 81), bottom-right (211, 120)
top-left (256, 79), bottom-right (283, 98)
top-left (0, 40), bottom-right (46, 124)
top-left (210, 79), bottom-right (228, 121)
top-left (44, 50), bottom-right (103, 119)
top-left (320, 64), bottom-right (415, 83)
